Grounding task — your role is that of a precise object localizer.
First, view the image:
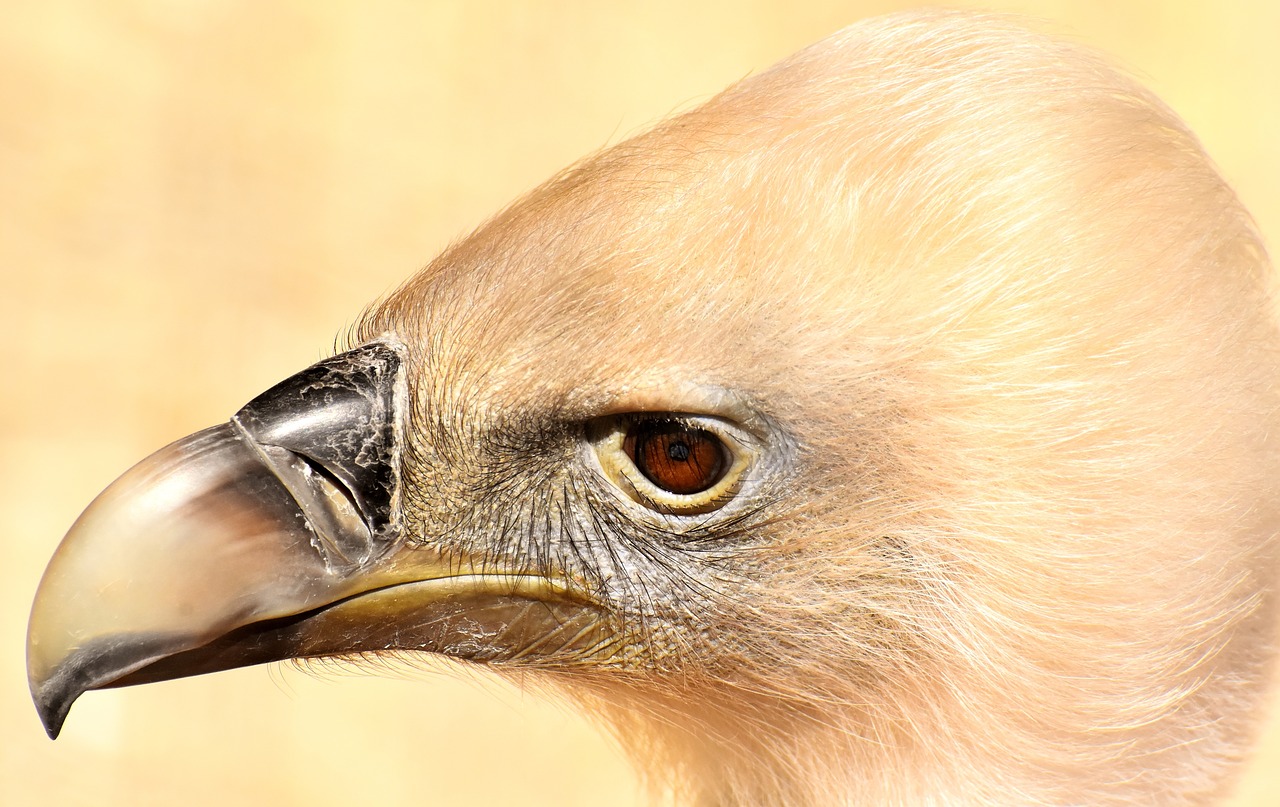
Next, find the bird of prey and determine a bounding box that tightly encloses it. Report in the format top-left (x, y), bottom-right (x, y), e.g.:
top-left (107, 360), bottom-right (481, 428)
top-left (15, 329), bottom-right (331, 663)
top-left (28, 10), bottom-right (1280, 807)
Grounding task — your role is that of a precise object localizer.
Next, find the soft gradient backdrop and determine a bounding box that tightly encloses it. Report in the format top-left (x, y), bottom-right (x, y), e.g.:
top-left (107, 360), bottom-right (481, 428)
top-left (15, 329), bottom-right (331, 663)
top-left (3, 2), bottom-right (1277, 805)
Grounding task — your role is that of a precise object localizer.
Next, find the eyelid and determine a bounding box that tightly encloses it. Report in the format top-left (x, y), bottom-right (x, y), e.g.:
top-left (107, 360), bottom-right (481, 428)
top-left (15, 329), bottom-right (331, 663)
top-left (587, 383), bottom-right (763, 434)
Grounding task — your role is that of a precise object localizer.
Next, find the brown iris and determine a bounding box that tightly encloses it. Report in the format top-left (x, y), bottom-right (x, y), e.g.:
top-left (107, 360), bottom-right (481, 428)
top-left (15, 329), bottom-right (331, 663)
top-left (623, 421), bottom-right (727, 495)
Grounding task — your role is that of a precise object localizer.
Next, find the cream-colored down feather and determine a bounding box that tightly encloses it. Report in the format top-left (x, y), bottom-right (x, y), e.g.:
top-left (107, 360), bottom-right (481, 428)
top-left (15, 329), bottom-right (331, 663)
top-left (348, 10), bottom-right (1280, 807)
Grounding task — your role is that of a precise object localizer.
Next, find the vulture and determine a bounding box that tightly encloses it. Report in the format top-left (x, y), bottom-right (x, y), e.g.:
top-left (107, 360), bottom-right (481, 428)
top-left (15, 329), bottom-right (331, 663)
top-left (28, 10), bottom-right (1280, 807)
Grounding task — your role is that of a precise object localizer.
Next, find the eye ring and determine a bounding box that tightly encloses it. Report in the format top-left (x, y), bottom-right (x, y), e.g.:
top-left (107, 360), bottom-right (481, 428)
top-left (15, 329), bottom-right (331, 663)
top-left (587, 414), bottom-right (753, 515)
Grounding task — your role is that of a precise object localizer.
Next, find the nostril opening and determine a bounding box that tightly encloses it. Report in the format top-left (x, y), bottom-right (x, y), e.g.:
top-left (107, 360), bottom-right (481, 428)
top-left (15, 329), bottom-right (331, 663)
top-left (250, 442), bottom-right (375, 571)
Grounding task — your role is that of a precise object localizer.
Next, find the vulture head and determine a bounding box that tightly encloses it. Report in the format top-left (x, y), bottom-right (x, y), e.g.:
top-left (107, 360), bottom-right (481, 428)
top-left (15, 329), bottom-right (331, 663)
top-left (28, 10), bottom-right (1280, 806)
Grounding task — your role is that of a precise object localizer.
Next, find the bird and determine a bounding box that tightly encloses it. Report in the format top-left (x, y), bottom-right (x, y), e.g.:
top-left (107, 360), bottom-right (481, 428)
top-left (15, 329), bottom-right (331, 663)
top-left (27, 9), bottom-right (1280, 807)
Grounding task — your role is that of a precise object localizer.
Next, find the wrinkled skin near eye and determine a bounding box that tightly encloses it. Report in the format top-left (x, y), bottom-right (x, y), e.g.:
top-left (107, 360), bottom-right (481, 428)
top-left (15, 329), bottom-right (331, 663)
top-left (589, 415), bottom-right (753, 515)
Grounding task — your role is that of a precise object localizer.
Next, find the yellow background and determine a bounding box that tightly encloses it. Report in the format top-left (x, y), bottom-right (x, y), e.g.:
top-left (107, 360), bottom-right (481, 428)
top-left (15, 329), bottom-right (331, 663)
top-left (2, 2), bottom-right (1277, 805)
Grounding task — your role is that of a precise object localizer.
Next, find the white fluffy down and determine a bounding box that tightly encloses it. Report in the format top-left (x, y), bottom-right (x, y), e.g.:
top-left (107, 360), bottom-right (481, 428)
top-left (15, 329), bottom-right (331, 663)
top-left (358, 10), bottom-right (1280, 806)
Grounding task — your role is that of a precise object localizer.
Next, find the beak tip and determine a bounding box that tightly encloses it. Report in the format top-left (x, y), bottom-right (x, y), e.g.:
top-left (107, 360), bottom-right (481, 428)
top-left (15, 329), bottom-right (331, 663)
top-left (27, 631), bottom-right (202, 741)
top-left (32, 681), bottom-right (74, 740)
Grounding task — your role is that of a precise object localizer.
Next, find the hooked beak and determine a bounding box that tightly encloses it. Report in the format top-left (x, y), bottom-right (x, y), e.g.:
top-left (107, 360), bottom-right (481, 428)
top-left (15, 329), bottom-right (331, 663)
top-left (27, 339), bottom-right (606, 738)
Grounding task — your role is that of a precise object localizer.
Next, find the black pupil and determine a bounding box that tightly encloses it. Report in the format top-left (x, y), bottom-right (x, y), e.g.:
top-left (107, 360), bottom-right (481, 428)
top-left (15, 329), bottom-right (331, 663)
top-left (667, 441), bottom-right (691, 462)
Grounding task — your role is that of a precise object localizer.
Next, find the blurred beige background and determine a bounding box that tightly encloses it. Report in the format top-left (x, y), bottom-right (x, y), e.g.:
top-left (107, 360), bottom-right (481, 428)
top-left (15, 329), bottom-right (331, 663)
top-left (2, 1), bottom-right (1277, 805)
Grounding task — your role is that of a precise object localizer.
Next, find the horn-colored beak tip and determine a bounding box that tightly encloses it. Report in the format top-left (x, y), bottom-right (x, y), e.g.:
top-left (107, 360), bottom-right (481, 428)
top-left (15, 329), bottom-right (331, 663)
top-left (33, 681), bottom-right (71, 740)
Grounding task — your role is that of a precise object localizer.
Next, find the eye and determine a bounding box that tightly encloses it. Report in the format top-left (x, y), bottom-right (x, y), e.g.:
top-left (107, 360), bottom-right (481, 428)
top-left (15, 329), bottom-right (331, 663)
top-left (587, 414), bottom-right (753, 515)
top-left (623, 421), bottom-right (726, 495)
